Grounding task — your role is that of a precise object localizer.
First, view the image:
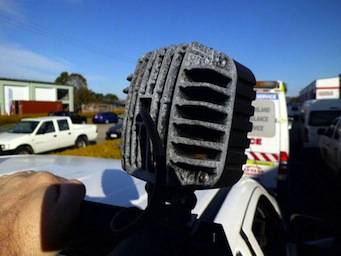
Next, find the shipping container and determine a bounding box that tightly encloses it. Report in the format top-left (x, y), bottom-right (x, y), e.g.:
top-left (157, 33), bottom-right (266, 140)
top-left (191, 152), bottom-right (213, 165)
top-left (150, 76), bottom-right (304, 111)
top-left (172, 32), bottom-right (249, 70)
top-left (10, 100), bottom-right (63, 115)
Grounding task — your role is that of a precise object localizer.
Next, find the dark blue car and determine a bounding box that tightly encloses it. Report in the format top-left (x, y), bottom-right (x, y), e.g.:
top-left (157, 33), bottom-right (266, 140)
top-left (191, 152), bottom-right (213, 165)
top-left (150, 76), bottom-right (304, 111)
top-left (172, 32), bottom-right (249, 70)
top-left (106, 123), bottom-right (122, 139)
top-left (92, 112), bottom-right (118, 124)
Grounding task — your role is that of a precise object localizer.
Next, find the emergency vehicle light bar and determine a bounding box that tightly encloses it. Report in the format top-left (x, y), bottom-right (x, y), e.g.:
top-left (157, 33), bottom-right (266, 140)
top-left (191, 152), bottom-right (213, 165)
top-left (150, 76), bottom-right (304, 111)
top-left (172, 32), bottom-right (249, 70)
top-left (255, 81), bottom-right (280, 89)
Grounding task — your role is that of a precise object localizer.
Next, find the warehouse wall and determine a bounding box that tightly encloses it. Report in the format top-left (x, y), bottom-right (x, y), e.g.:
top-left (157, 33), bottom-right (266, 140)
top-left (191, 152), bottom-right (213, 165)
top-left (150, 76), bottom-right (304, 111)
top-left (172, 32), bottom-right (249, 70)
top-left (0, 79), bottom-right (74, 115)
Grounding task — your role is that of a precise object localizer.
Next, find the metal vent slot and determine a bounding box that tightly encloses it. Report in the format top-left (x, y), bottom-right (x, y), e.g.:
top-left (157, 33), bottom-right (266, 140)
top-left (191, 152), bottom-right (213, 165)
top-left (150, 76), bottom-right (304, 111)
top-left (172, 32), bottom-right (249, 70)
top-left (123, 42), bottom-right (256, 189)
top-left (139, 97), bottom-right (152, 113)
top-left (180, 86), bottom-right (229, 105)
top-left (172, 142), bottom-right (221, 161)
top-left (174, 123), bottom-right (225, 142)
top-left (185, 68), bottom-right (230, 88)
top-left (173, 162), bottom-right (216, 175)
top-left (176, 104), bottom-right (227, 124)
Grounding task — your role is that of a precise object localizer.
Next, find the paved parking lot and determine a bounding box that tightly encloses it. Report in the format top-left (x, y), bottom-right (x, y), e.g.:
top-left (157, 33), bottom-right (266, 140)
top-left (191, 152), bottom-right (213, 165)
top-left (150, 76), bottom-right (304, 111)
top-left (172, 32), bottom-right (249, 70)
top-left (95, 123), bottom-right (112, 143)
top-left (279, 119), bottom-right (341, 229)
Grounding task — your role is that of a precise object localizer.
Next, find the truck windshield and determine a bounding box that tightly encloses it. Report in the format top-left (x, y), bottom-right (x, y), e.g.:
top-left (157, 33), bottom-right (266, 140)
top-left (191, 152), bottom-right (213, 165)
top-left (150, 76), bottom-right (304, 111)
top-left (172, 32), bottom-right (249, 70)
top-left (10, 121), bottom-right (39, 134)
top-left (308, 111), bottom-right (341, 126)
top-left (249, 100), bottom-right (276, 138)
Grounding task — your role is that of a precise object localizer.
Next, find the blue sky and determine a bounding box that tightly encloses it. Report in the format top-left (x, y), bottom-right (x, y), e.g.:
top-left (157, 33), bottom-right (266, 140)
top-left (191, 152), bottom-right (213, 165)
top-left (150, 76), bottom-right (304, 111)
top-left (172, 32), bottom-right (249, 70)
top-left (0, 0), bottom-right (340, 98)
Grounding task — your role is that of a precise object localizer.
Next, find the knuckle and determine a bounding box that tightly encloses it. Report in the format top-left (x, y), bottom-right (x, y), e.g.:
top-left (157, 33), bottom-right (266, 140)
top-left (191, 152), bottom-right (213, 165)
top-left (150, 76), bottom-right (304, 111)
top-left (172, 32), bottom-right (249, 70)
top-left (33, 171), bottom-right (59, 184)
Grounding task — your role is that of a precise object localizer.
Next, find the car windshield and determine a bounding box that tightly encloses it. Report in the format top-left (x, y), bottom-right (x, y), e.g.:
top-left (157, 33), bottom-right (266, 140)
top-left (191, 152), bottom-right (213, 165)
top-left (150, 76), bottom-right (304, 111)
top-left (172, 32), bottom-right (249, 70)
top-left (308, 111), bottom-right (341, 126)
top-left (9, 121), bottom-right (39, 134)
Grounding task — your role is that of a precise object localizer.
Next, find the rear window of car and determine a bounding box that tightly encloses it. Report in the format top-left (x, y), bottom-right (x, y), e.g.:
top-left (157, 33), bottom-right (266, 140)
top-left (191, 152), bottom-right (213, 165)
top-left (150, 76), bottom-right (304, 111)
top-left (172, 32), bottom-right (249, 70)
top-left (58, 119), bottom-right (70, 131)
top-left (249, 100), bottom-right (276, 138)
top-left (308, 111), bottom-right (341, 126)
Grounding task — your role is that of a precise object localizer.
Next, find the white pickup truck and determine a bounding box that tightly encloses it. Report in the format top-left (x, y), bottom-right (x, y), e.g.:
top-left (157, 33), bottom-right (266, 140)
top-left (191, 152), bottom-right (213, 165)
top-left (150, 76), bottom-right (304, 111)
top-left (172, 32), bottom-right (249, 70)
top-left (0, 116), bottom-right (97, 155)
top-left (319, 116), bottom-right (341, 173)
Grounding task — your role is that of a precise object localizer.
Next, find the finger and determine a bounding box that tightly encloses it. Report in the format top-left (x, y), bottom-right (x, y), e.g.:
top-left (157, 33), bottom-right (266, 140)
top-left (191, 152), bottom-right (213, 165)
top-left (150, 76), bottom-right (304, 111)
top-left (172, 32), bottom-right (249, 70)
top-left (40, 180), bottom-right (86, 251)
top-left (28, 172), bottom-right (68, 188)
top-left (58, 179), bottom-right (86, 206)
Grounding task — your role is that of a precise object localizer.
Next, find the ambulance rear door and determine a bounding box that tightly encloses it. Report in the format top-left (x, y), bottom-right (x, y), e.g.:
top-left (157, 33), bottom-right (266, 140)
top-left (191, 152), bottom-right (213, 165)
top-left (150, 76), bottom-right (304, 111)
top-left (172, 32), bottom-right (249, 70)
top-left (244, 92), bottom-right (281, 189)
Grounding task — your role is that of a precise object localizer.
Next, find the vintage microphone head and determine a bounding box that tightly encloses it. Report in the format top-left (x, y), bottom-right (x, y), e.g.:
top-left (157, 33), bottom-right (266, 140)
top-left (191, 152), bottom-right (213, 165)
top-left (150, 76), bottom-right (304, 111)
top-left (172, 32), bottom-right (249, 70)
top-left (121, 42), bottom-right (256, 189)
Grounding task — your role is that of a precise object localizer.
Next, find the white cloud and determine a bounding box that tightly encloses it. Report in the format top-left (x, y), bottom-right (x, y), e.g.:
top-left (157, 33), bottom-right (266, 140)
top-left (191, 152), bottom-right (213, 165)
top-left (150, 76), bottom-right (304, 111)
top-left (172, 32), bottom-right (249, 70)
top-left (0, 0), bottom-right (25, 22)
top-left (0, 44), bottom-right (71, 81)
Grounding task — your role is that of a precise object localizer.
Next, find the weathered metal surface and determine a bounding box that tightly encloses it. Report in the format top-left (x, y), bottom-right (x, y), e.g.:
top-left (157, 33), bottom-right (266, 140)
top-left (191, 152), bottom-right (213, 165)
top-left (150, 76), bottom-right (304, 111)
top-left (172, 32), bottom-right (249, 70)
top-left (122, 42), bottom-right (256, 189)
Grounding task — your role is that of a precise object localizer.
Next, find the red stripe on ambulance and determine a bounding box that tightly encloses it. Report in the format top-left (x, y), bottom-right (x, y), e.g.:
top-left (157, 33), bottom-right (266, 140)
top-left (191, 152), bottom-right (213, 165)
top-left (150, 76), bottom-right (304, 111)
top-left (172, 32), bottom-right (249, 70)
top-left (260, 152), bottom-right (271, 161)
top-left (247, 152), bottom-right (279, 162)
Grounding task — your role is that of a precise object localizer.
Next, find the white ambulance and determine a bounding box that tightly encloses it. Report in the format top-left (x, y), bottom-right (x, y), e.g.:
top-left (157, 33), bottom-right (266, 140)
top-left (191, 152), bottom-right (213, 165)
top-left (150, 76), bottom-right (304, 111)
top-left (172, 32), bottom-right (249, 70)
top-left (243, 81), bottom-right (290, 190)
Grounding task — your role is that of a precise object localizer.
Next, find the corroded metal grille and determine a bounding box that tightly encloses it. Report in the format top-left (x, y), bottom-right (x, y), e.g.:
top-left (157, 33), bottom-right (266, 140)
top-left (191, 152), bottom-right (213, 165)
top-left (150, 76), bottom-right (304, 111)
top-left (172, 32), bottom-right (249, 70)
top-left (122, 42), bottom-right (256, 189)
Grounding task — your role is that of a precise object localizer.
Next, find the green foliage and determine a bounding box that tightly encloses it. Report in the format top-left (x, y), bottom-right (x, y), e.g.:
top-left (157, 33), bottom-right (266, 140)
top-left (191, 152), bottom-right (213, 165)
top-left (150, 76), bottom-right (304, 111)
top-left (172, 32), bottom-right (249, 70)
top-left (103, 93), bottom-right (118, 103)
top-left (55, 72), bottom-right (120, 111)
top-left (67, 73), bottom-right (88, 88)
top-left (75, 86), bottom-right (95, 106)
top-left (0, 114), bottom-right (45, 125)
top-left (54, 139), bottom-right (122, 159)
top-left (55, 71), bottom-right (69, 85)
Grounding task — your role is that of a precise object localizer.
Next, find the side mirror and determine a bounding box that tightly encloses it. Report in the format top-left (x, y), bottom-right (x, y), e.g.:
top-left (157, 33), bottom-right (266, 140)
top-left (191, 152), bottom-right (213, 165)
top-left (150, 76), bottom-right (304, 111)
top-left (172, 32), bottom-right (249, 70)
top-left (317, 128), bottom-right (325, 135)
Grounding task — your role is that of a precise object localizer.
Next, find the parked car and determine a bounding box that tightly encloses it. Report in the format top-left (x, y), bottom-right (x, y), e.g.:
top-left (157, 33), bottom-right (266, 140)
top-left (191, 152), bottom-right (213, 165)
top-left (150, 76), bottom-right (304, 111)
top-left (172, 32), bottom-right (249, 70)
top-left (0, 116), bottom-right (97, 155)
top-left (301, 99), bottom-right (341, 148)
top-left (49, 111), bottom-right (87, 124)
top-left (92, 112), bottom-right (118, 124)
top-left (106, 123), bottom-right (122, 139)
top-left (287, 104), bottom-right (301, 119)
top-left (319, 116), bottom-right (341, 173)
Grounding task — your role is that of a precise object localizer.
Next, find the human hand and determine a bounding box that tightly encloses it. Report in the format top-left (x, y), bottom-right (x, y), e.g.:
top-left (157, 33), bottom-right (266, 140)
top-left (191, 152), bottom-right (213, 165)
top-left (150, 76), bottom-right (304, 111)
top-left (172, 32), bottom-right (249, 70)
top-left (0, 171), bottom-right (85, 255)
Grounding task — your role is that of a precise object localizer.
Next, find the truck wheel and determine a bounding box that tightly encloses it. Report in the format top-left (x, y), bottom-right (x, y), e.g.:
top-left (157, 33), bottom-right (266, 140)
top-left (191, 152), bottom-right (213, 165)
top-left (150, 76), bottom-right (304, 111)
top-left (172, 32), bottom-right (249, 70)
top-left (75, 136), bottom-right (88, 148)
top-left (16, 146), bottom-right (33, 155)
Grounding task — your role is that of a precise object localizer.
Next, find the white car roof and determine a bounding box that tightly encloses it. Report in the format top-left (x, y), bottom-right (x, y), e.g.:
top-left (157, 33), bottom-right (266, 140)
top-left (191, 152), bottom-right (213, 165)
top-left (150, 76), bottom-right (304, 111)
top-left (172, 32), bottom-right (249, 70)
top-left (0, 155), bottom-right (263, 218)
top-left (0, 155), bottom-right (221, 214)
top-left (22, 116), bottom-right (70, 122)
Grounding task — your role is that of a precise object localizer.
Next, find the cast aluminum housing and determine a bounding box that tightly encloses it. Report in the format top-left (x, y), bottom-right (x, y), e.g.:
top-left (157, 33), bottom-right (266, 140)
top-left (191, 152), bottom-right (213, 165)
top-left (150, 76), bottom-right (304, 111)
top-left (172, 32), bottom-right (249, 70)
top-left (122, 42), bottom-right (256, 189)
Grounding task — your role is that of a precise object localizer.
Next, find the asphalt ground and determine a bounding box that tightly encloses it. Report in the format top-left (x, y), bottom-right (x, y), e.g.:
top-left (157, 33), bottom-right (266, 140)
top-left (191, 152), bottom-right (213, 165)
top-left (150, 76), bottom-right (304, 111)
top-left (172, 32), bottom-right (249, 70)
top-left (277, 119), bottom-right (341, 254)
top-left (284, 120), bottom-right (341, 220)
top-left (95, 123), bottom-right (112, 143)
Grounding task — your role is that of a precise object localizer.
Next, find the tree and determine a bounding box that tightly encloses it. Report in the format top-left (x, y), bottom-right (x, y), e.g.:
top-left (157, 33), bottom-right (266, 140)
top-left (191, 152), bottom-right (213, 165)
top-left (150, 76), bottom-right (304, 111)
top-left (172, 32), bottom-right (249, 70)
top-left (55, 72), bottom-right (88, 88)
top-left (67, 73), bottom-right (88, 89)
top-left (75, 87), bottom-right (95, 105)
top-left (55, 72), bottom-right (91, 111)
top-left (55, 71), bottom-right (69, 85)
top-left (103, 93), bottom-right (118, 103)
top-left (55, 72), bottom-right (120, 111)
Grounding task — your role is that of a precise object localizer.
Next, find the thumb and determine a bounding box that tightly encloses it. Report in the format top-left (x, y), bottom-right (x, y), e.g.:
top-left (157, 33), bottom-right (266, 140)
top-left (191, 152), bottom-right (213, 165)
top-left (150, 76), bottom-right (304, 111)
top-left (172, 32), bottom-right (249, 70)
top-left (44, 180), bottom-right (86, 250)
top-left (57, 180), bottom-right (86, 211)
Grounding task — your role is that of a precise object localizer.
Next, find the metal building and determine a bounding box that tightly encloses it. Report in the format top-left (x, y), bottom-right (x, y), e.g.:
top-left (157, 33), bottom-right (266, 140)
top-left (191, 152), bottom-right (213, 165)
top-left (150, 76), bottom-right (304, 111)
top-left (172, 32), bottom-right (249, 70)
top-left (0, 78), bottom-right (74, 115)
